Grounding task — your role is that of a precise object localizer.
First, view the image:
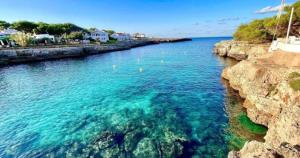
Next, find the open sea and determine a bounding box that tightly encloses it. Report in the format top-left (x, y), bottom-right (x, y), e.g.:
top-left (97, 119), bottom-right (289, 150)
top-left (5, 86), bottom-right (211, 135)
top-left (0, 38), bottom-right (265, 158)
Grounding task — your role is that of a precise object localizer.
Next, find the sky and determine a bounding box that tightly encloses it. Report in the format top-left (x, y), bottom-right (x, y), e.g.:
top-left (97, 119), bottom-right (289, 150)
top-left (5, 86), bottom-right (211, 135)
top-left (0, 0), bottom-right (298, 37)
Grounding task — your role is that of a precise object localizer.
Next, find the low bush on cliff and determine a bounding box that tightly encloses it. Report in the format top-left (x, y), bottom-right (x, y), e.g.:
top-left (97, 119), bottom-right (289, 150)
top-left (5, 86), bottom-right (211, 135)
top-left (288, 72), bottom-right (300, 91)
top-left (267, 84), bottom-right (277, 96)
top-left (234, 1), bottom-right (300, 43)
top-left (288, 72), bottom-right (300, 79)
top-left (289, 79), bottom-right (300, 91)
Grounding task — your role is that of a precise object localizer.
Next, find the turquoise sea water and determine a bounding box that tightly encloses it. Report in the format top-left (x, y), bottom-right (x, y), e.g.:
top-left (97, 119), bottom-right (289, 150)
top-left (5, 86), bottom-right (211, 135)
top-left (0, 38), bottom-right (264, 158)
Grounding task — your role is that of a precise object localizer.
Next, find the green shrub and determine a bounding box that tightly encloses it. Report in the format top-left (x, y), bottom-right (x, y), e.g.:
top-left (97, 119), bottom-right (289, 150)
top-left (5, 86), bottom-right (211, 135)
top-left (10, 32), bottom-right (33, 47)
top-left (267, 84), bottom-right (276, 95)
top-left (288, 72), bottom-right (300, 79)
top-left (289, 79), bottom-right (300, 91)
top-left (66, 31), bottom-right (83, 40)
top-left (0, 20), bottom-right (10, 30)
top-left (106, 39), bottom-right (117, 44)
top-left (238, 113), bottom-right (268, 135)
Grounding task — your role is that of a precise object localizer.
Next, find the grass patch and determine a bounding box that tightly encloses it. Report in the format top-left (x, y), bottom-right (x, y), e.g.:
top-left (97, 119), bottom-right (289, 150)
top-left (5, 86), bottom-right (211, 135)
top-left (238, 113), bottom-right (267, 135)
top-left (289, 79), bottom-right (300, 91)
top-left (267, 84), bottom-right (276, 95)
top-left (289, 72), bottom-right (300, 79)
top-left (105, 39), bottom-right (117, 44)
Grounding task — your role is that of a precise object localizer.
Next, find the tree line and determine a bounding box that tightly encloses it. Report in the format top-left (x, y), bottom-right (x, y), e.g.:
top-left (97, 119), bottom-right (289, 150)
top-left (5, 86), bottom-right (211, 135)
top-left (0, 21), bottom-right (88, 36)
top-left (0, 20), bottom-right (116, 38)
top-left (234, 1), bottom-right (300, 43)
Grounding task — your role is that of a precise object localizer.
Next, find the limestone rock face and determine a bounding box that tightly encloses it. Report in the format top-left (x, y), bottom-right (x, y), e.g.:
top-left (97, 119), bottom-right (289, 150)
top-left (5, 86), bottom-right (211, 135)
top-left (229, 141), bottom-right (280, 158)
top-left (214, 40), bottom-right (270, 60)
top-left (222, 51), bottom-right (300, 158)
top-left (229, 141), bottom-right (300, 158)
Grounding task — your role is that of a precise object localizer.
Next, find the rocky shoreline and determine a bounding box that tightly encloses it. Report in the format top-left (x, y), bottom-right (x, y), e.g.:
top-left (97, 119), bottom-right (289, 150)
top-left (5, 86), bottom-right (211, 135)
top-left (214, 40), bottom-right (270, 61)
top-left (215, 40), bottom-right (300, 157)
top-left (0, 38), bottom-right (191, 66)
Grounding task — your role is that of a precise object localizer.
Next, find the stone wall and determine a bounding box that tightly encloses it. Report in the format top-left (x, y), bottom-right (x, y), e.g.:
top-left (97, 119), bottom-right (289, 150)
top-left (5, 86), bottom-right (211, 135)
top-left (0, 38), bottom-right (192, 66)
top-left (0, 40), bottom-right (160, 66)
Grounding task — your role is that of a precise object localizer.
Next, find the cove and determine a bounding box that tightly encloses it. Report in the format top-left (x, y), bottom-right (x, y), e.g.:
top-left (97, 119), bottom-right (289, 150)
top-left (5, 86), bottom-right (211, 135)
top-left (0, 38), bottom-right (264, 158)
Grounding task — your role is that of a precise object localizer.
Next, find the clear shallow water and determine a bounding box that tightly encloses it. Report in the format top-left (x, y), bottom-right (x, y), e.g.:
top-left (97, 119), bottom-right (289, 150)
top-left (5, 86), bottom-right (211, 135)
top-left (0, 38), bottom-right (262, 158)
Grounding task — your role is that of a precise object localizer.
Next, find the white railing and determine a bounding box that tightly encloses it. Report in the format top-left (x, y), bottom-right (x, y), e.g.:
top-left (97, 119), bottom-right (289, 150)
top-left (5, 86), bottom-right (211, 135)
top-left (270, 39), bottom-right (300, 53)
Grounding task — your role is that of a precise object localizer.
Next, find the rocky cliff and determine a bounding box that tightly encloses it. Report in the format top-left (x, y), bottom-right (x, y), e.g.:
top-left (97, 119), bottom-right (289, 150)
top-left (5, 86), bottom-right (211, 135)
top-left (214, 40), bottom-right (270, 60)
top-left (222, 52), bottom-right (300, 158)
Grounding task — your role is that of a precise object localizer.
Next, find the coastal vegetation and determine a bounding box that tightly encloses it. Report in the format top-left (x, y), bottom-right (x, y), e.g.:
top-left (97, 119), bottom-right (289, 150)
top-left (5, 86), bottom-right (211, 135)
top-left (288, 72), bottom-right (300, 79)
top-left (234, 1), bottom-right (300, 43)
top-left (0, 20), bottom-right (10, 30)
top-left (10, 32), bottom-right (33, 47)
top-left (289, 79), bottom-right (300, 91)
top-left (8, 21), bottom-right (87, 35)
top-left (65, 31), bottom-right (84, 40)
top-left (288, 72), bottom-right (300, 91)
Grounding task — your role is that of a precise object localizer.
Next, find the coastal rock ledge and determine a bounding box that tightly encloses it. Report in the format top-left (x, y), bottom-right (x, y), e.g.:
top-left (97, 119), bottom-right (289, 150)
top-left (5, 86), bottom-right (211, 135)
top-left (214, 40), bottom-right (270, 61)
top-left (222, 51), bottom-right (300, 158)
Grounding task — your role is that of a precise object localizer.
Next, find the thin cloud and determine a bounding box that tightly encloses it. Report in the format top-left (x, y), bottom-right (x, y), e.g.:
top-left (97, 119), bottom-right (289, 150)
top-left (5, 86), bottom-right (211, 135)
top-left (218, 17), bottom-right (240, 22)
top-left (218, 22), bottom-right (226, 25)
top-left (256, 4), bottom-right (286, 14)
top-left (193, 17), bottom-right (241, 26)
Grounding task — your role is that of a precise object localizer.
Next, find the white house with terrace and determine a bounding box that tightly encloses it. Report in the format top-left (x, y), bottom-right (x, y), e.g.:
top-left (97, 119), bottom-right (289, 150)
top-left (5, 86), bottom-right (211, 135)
top-left (86, 29), bottom-right (109, 42)
top-left (0, 28), bottom-right (18, 35)
top-left (133, 33), bottom-right (146, 39)
top-left (111, 33), bottom-right (131, 41)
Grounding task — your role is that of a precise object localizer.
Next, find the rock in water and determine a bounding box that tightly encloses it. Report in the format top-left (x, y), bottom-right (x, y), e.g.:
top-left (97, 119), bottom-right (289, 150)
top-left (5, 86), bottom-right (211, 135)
top-left (133, 138), bottom-right (159, 158)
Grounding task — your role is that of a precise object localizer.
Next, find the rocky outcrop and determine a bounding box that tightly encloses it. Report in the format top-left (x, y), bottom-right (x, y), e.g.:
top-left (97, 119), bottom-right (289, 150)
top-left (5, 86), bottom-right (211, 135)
top-left (214, 40), bottom-right (270, 60)
top-left (223, 52), bottom-right (300, 158)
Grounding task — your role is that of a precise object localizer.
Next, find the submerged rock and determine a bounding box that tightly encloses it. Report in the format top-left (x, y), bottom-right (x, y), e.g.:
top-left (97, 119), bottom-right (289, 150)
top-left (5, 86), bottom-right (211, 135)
top-left (133, 138), bottom-right (158, 158)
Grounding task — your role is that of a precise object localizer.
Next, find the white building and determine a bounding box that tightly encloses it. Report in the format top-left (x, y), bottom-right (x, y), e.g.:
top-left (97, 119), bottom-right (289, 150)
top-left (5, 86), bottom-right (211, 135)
top-left (111, 33), bottom-right (131, 41)
top-left (133, 33), bottom-right (146, 39)
top-left (0, 28), bottom-right (18, 36)
top-left (88, 29), bottom-right (109, 42)
top-left (0, 29), bottom-right (19, 47)
top-left (32, 34), bottom-right (55, 42)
